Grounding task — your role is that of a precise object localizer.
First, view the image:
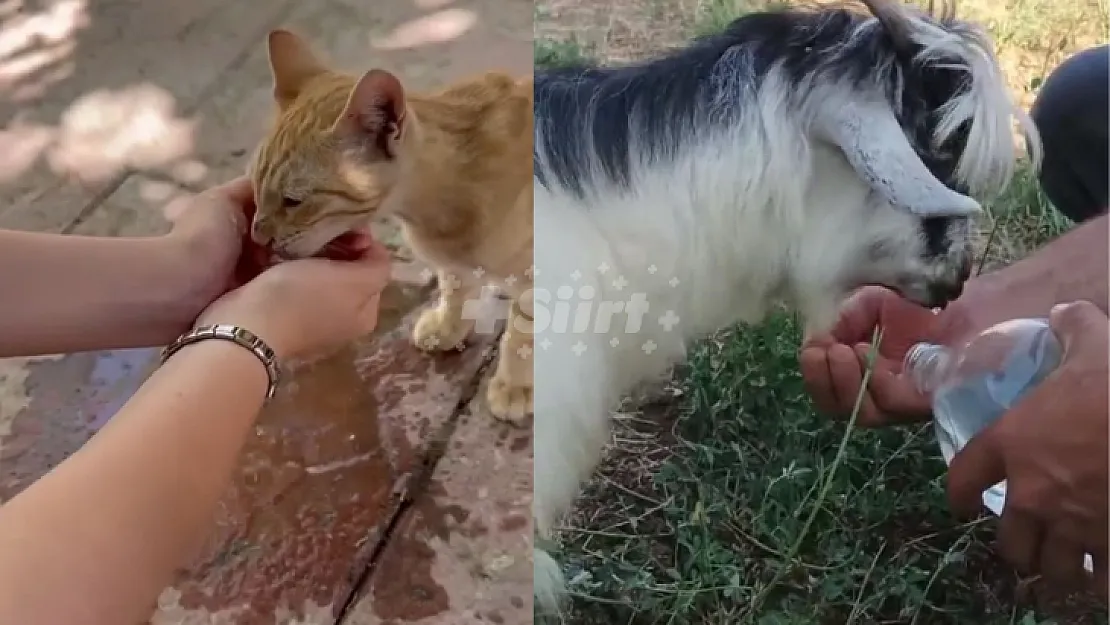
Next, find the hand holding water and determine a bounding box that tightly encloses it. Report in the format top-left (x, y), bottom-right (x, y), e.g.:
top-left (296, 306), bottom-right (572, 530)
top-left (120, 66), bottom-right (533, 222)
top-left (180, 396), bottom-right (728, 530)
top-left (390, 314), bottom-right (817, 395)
top-left (947, 300), bottom-right (1108, 594)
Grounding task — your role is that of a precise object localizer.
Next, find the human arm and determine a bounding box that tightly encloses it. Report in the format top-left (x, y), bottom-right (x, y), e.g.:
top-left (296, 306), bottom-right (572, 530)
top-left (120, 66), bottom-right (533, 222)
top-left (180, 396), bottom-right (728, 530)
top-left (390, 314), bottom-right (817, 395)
top-left (0, 339), bottom-right (269, 625)
top-left (0, 236), bottom-right (390, 624)
top-left (938, 212), bottom-right (1108, 345)
top-left (0, 180), bottom-right (249, 359)
top-left (0, 232), bottom-right (214, 357)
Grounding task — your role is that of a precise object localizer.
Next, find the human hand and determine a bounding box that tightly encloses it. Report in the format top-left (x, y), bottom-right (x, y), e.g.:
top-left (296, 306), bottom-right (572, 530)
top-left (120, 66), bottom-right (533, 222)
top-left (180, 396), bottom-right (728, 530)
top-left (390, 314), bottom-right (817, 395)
top-left (799, 286), bottom-right (942, 426)
top-left (799, 277), bottom-right (1041, 427)
top-left (194, 235), bottom-right (392, 361)
top-left (162, 177), bottom-right (253, 304)
top-left (947, 300), bottom-right (1109, 594)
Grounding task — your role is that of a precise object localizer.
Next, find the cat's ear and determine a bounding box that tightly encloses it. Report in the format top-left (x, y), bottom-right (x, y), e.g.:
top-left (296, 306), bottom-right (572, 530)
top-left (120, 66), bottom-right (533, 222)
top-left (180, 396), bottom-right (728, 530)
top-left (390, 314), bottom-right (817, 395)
top-left (335, 69), bottom-right (408, 160)
top-left (266, 29), bottom-right (327, 107)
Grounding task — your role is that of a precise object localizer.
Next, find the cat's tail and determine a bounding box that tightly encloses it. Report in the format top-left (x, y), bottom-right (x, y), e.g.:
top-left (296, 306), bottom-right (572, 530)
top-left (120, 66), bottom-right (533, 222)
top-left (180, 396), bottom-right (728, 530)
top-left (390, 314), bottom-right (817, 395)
top-left (532, 331), bottom-right (619, 618)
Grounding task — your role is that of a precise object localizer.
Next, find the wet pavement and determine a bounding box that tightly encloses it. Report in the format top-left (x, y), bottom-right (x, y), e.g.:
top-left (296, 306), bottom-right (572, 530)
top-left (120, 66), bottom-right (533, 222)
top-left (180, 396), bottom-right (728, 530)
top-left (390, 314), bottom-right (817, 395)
top-left (0, 0), bottom-right (533, 623)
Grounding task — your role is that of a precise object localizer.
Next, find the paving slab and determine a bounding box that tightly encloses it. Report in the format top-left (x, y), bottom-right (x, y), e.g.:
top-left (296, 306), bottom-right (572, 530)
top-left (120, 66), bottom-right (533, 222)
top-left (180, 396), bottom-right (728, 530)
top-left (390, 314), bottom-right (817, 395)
top-left (0, 0), bottom-right (297, 232)
top-left (67, 174), bottom-right (182, 237)
top-left (342, 395), bottom-right (533, 625)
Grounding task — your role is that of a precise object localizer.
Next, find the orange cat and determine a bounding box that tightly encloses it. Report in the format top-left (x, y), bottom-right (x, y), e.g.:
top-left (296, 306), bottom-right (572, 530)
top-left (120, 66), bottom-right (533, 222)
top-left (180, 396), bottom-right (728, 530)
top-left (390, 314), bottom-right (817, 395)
top-left (248, 30), bottom-right (534, 425)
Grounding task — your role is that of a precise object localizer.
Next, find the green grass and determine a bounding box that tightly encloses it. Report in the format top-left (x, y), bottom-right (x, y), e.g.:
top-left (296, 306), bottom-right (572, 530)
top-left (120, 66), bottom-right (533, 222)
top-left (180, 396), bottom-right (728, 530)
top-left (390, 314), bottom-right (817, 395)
top-left (534, 37), bottom-right (596, 68)
top-left (553, 313), bottom-right (1077, 624)
top-left (534, 3), bottom-right (1106, 623)
top-left (978, 166), bottom-right (1073, 269)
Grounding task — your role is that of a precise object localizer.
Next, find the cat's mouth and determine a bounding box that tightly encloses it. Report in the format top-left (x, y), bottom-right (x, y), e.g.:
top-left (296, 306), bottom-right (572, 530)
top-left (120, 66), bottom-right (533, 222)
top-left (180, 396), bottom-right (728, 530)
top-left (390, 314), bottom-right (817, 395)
top-left (238, 227), bottom-right (379, 286)
top-left (238, 201), bottom-right (381, 284)
top-left (271, 228), bottom-right (377, 262)
top-left (316, 229), bottom-right (376, 261)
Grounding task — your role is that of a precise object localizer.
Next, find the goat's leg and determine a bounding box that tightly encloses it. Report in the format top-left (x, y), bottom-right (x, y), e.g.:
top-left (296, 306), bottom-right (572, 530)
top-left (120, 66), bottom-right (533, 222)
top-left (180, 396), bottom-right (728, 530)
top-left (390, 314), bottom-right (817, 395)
top-left (533, 333), bottom-right (617, 616)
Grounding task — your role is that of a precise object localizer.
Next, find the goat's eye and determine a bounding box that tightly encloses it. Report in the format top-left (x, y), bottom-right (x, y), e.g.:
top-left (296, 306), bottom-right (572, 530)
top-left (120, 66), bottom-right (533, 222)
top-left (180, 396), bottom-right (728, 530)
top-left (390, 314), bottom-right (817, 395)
top-left (281, 196), bottom-right (302, 209)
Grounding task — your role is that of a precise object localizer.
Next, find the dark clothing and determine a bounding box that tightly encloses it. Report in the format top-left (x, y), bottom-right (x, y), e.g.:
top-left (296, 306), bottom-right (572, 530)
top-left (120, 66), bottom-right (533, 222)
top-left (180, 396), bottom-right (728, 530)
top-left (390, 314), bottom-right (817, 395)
top-left (1030, 45), bottom-right (1109, 224)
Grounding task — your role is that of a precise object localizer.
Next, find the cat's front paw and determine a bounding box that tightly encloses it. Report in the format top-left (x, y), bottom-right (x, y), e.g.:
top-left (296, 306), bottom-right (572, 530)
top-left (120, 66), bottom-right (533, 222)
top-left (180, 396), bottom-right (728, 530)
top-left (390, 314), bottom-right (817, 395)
top-left (486, 372), bottom-right (533, 426)
top-left (412, 307), bottom-right (474, 352)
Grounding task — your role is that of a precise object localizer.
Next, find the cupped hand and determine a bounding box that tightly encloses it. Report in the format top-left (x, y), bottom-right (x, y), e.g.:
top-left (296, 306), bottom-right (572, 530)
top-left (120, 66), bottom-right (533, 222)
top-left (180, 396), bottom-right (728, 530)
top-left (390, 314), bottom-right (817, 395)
top-left (194, 237), bottom-right (392, 361)
top-left (162, 177), bottom-right (253, 304)
top-left (947, 300), bottom-right (1109, 595)
top-left (799, 286), bottom-right (941, 426)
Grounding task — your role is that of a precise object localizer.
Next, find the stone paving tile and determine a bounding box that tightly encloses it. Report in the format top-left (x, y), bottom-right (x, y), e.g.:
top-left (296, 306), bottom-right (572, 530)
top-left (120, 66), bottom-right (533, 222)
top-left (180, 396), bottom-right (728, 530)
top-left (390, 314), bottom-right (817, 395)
top-left (67, 175), bottom-right (181, 237)
top-left (343, 397), bottom-right (532, 625)
top-left (0, 0), bottom-right (297, 233)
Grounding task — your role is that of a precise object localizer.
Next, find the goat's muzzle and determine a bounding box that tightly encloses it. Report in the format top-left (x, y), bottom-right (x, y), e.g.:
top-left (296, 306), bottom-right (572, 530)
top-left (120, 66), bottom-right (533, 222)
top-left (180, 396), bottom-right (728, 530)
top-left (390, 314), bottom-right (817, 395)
top-left (923, 253), bottom-right (973, 309)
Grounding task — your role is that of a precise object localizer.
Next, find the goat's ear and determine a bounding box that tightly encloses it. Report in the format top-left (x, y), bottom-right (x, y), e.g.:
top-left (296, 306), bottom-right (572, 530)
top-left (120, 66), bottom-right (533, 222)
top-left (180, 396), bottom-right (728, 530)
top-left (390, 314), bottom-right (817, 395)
top-left (267, 29), bottom-right (327, 108)
top-left (334, 69), bottom-right (408, 161)
top-left (813, 97), bottom-right (981, 218)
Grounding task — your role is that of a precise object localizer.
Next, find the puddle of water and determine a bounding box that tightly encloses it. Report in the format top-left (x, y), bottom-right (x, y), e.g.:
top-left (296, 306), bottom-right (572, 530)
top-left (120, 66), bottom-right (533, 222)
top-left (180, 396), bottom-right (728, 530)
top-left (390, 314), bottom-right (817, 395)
top-left (0, 279), bottom-right (429, 495)
top-left (0, 348), bottom-right (158, 498)
top-left (85, 348), bottom-right (157, 430)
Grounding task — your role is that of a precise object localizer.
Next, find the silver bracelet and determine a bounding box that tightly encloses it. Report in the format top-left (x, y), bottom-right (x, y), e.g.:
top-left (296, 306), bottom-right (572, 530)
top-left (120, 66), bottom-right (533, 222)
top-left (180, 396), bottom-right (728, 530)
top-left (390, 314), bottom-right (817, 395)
top-left (160, 324), bottom-right (282, 400)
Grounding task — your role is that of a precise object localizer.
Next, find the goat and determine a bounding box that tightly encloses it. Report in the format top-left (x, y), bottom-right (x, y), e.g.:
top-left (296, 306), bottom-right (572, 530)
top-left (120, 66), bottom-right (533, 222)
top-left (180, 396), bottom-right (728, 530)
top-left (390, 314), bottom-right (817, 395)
top-left (530, 0), bottom-right (1040, 616)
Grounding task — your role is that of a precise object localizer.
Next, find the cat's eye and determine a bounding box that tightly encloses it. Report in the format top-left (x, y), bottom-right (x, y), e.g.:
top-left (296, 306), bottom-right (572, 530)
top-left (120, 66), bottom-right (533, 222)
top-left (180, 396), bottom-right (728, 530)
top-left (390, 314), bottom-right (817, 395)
top-left (281, 196), bottom-right (302, 209)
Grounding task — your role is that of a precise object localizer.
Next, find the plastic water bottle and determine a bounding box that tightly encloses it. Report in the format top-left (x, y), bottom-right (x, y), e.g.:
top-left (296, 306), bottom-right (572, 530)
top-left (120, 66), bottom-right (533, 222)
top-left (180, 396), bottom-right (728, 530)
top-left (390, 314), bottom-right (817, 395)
top-left (904, 317), bottom-right (1092, 572)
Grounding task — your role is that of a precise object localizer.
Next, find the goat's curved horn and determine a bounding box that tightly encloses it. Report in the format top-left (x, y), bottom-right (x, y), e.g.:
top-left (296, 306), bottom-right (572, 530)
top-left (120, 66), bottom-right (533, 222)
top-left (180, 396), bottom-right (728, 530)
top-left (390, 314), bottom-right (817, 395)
top-left (860, 0), bottom-right (915, 55)
top-left (814, 97), bottom-right (981, 218)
